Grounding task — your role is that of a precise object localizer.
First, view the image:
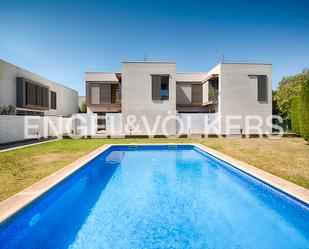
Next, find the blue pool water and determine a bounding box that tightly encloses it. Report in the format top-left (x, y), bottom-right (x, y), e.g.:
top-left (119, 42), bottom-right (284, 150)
top-left (0, 145), bottom-right (308, 249)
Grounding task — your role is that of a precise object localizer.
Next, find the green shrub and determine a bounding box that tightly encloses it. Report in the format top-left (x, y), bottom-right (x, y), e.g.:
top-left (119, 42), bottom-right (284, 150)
top-left (0, 105), bottom-right (16, 115)
top-left (290, 98), bottom-right (300, 134)
top-left (275, 69), bottom-right (309, 118)
top-left (78, 101), bottom-right (87, 113)
top-left (299, 78), bottom-right (309, 141)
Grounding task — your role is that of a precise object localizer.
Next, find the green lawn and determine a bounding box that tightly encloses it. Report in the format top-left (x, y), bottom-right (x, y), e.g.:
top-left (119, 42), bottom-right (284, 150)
top-left (0, 137), bottom-right (308, 201)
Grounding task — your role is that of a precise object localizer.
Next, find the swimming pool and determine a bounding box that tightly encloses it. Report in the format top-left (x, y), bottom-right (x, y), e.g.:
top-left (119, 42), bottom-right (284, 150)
top-left (0, 145), bottom-right (308, 249)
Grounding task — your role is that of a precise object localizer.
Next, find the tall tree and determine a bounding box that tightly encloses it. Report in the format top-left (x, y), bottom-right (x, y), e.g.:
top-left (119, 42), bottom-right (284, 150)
top-left (290, 98), bottom-right (300, 134)
top-left (275, 69), bottom-right (309, 118)
top-left (299, 78), bottom-right (309, 141)
top-left (272, 90), bottom-right (279, 115)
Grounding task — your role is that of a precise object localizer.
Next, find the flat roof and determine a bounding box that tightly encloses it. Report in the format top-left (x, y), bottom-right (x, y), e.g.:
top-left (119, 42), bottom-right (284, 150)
top-left (176, 72), bottom-right (208, 82)
top-left (84, 61), bottom-right (272, 83)
top-left (221, 62), bottom-right (272, 65)
top-left (122, 61), bottom-right (176, 64)
top-left (0, 59), bottom-right (78, 93)
top-left (85, 72), bottom-right (119, 82)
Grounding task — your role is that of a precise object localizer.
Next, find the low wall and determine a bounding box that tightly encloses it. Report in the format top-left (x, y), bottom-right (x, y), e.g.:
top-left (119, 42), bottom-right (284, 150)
top-left (0, 115), bottom-right (73, 144)
top-left (72, 113), bottom-right (97, 136)
top-left (105, 113), bottom-right (220, 135)
top-left (176, 113), bottom-right (220, 134)
top-left (106, 113), bottom-right (122, 134)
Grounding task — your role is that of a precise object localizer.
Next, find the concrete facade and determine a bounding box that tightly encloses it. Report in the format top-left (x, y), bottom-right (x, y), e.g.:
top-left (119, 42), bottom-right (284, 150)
top-left (0, 59), bottom-right (78, 116)
top-left (219, 63), bottom-right (272, 134)
top-left (85, 61), bottom-right (272, 135)
top-left (122, 62), bottom-right (177, 135)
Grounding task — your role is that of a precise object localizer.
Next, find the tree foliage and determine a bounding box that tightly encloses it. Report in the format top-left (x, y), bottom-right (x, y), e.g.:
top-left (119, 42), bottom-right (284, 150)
top-left (290, 98), bottom-right (300, 134)
top-left (79, 101), bottom-right (87, 113)
top-left (272, 90), bottom-right (279, 115)
top-left (0, 105), bottom-right (16, 115)
top-left (299, 78), bottom-right (309, 141)
top-left (274, 69), bottom-right (309, 118)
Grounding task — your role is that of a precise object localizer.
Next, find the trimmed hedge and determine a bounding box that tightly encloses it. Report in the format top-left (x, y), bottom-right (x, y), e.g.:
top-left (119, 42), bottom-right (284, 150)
top-left (290, 98), bottom-right (300, 134)
top-left (299, 78), bottom-right (309, 141)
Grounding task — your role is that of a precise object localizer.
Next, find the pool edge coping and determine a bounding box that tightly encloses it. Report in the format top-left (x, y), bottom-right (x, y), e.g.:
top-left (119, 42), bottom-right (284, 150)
top-left (0, 142), bottom-right (308, 224)
top-left (0, 144), bottom-right (113, 224)
top-left (192, 143), bottom-right (309, 206)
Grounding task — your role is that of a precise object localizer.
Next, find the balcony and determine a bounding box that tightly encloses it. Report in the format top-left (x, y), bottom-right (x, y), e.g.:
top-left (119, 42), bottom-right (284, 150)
top-left (208, 89), bottom-right (219, 102)
top-left (203, 89), bottom-right (219, 106)
top-left (87, 83), bottom-right (121, 112)
top-left (201, 75), bottom-right (219, 106)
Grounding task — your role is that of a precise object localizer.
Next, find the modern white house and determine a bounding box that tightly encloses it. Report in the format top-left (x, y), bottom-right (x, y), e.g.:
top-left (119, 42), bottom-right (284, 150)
top-left (0, 59), bottom-right (272, 143)
top-left (85, 61), bottom-right (272, 135)
top-left (0, 59), bottom-right (78, 116)
top-left (0, 59), bottom-right (79, 144)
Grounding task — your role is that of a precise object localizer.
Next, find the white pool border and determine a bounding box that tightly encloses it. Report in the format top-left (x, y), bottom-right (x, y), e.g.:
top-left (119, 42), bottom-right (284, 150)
top-left (0, 143), bottom-right (308, 224)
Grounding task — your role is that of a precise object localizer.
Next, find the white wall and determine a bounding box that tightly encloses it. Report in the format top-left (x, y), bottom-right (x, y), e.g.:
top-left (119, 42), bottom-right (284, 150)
top-left (72, 113), bottom-right (97, 136)
top-left (121, 62), bottom-right (177, 135)
top-left (0, 116), bottom-right (29, 144)
top-left (219, 63), bottom-right (272, 134)
top-left (0, 59), bottom-right (78, 116)
top-left (176, 113), bottom-right (220, 134)
top-left (0, 115), bottom-right (73, 144)
top-left (106, 113), bottom-right (122, 134)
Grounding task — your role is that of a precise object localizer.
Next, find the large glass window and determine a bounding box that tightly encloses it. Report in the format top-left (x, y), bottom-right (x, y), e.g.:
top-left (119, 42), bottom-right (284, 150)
top-left (17, 77), bottom-right (49, 110)
top-left (88, 83), bottom-right (120, 104)
top-left (152, 75), bottom-right (169, 101)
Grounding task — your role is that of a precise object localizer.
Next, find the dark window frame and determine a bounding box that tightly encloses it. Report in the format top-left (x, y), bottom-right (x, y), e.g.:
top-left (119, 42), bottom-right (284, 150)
top-left (257, 75), bottom-right (268, 103)
top-left (36, 85), bottom-right (43, 107)
top-left (25, 81), bottom-right (37, 107)
top-left (87, 82), bottom-right (119, 105)
top-left (17, 77), bottom-right (50, 110)
top-left (151, 75), bottom-right (170, 101)
top-left (248, 75), bottom-right (268, 103)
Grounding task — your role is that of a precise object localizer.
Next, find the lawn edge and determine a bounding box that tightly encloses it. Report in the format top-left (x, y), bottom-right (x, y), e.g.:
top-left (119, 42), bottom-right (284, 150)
top-left (0, 144), bottom-right (112, 224)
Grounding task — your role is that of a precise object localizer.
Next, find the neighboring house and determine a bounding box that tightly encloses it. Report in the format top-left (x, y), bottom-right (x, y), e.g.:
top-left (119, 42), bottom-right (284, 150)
top-left (0, 59), bottom-right (78, 116)
top-left (85, 61), bottom-right (272, 135)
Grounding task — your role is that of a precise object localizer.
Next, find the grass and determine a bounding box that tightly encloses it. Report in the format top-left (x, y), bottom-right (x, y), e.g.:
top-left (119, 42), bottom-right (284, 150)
top-left (0, 137), bottom-right (308, 201)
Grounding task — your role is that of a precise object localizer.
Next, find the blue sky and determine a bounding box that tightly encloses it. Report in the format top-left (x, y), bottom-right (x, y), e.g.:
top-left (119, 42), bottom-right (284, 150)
top-left (0, 0), bottom-right (308, 95)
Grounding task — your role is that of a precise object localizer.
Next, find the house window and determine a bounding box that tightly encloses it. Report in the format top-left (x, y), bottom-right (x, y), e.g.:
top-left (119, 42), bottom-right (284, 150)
top-left (99, 84), bottom-right (111, 104)
top-left (191, 84), bottom-right (203, 104)
top-left (42, 87), bottom-right (49, 108)
top-left (16, 77), bottom-right (50, 110)
top-left (90, 84), bottom-right (100, 104)
top-left (88, 83), bottom-right (115, 104)
top-left (51, 91), bottom-right (57, 109)
top-left (257, 75), bottom-right (268, 102)
top-left (152, 75), bottom-right (169, 101)
top-left (25, 82), bottom-right (37, 106)
top-left (36, 85), bottom-right (43, 107)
